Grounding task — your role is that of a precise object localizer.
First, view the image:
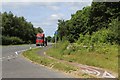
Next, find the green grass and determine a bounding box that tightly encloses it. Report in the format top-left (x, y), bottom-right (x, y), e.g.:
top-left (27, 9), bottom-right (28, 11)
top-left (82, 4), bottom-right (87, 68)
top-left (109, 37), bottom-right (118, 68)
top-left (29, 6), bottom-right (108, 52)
top-left (22, 48), bottom-right (78, 74)
top-left (46, 42), bottom-right (118, 73)
top-left (53, 62), bottom-right (77, 73)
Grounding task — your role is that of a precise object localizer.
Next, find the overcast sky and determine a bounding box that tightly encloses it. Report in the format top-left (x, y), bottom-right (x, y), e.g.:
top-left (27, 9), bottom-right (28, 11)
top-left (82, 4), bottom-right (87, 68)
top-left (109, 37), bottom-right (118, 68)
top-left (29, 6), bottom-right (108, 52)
top-left (2, 1), bottom-right (92, 37)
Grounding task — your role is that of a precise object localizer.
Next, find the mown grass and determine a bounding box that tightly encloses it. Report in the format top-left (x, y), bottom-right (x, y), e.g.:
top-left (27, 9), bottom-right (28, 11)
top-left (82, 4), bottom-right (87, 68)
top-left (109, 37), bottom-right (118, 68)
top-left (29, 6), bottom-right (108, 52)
top-left (46, 41), bottom-right (118, 73)
top-left (22, 48), bottom-right (78, 74)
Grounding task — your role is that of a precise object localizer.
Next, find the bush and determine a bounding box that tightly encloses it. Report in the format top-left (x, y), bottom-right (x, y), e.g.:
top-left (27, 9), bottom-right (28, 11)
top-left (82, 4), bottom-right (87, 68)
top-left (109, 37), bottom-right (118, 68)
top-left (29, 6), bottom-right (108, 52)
top-left (108, 19), bottom-right (120, 44)
top-left (2, 36), bottom-right (24, 45)
top-left (77, 28), bottom-right (115, 45)
top-left (91, 29), bottom-right (111, 43)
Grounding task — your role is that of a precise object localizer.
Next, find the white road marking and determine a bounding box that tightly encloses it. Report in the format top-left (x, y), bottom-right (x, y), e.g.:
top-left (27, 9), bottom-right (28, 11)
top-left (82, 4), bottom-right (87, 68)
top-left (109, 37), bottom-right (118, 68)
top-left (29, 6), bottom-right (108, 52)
top-left (82, 67), bottom-right (100, 76)
top-left (102, 71), bottom-right (115, 78)
top-left (14, 46), bottom-right (38, 56)
top-left (15, 52), bottom-right (18, 55)
top-left (7, 56), bottom-right (11, 60)
top-left (2, 46), bottom-right (38, 61)
top-left (81, 66), bottom-right (116, 78)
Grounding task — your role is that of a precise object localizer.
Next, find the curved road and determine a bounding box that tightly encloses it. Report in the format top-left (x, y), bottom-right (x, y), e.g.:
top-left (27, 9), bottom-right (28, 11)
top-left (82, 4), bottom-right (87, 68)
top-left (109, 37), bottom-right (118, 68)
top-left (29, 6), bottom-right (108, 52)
top-left (2, 44), bottom-right (73, 78)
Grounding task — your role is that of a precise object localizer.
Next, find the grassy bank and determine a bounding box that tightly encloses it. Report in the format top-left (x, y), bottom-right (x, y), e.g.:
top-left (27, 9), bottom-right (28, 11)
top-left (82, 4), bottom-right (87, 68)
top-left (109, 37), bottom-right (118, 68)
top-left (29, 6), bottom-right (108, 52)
top-left (22, 48), bottom-right (82, 76)
top-left (46, 41), bottom-right (118, 73)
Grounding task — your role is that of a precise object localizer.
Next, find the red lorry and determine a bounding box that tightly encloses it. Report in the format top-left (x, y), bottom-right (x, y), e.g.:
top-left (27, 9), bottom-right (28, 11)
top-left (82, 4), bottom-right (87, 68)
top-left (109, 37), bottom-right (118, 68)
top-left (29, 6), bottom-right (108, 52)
top-left (36, 33), bottom-right (47, 46)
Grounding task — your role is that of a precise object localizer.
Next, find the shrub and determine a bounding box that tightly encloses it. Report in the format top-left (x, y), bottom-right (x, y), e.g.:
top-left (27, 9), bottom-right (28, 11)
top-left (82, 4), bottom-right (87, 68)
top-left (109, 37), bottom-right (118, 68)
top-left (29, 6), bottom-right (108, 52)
top-left (91, 29), bottom-right (112, 43)
top-left (2, 36), bottom-right (24, 45)
top-left (77, 28), bottom-right (115, 45)
top-left (108, 19), bottom-right (120, 44)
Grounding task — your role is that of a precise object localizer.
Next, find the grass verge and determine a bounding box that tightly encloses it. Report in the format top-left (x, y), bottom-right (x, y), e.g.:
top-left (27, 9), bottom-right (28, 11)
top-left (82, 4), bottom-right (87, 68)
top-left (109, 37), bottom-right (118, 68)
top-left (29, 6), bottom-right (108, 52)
top-left (46, 41), bottom-right (118, 73)
top-left (22, 48), bottom-right (86, 77)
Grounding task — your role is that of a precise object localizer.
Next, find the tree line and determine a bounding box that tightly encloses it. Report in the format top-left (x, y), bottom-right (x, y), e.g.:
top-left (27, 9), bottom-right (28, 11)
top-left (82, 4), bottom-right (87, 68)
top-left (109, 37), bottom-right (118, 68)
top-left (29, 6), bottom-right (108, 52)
top-left (57, 2), bottom-right (120, 44)
top-left (1, 12), bottom-right (43, 45)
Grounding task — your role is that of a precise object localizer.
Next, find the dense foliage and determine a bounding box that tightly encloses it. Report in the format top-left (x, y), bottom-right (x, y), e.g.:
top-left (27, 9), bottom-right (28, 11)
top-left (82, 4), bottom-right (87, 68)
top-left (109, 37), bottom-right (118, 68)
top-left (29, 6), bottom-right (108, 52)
top-left (47, 2), bottom-right (119, 73)
top-left (57, 2), bottom-right (120, 44)
top-left (1, 12), bottom-right (43, 45)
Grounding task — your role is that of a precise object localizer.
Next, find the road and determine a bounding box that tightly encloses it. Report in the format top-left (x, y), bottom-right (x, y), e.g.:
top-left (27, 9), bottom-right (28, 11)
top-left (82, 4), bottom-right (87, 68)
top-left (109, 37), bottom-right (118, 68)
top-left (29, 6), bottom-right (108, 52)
top-left (1, 44), bottom-right (73, 78)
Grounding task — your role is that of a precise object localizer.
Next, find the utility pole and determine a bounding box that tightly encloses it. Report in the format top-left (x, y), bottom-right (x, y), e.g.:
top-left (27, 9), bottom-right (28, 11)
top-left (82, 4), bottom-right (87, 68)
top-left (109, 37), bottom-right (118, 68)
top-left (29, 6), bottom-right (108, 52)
top-left (55, 35), bottom-right (56, 48)
top-left (54, 31), bottom-right (58, 48)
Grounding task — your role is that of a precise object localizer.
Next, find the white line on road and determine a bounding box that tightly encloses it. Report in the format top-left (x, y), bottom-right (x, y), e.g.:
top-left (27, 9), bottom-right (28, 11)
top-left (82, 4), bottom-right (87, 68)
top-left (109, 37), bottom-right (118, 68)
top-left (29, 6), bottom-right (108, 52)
top-left (1, 46), bottom-right (39, 61)
top-left (102, 71), bottom-right (115, 78)
top-left (2, 46), bottom-right (40, 61)
top-left (15, 52), bottom-right (18, 55)
top-left (82, 67), bottom-right (100, 76)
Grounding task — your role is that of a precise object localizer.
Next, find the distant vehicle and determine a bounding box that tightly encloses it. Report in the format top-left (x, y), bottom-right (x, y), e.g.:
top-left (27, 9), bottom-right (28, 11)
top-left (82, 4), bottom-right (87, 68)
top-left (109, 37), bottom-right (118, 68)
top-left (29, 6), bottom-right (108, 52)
top-left (36, 33), bottom-right (47, 46)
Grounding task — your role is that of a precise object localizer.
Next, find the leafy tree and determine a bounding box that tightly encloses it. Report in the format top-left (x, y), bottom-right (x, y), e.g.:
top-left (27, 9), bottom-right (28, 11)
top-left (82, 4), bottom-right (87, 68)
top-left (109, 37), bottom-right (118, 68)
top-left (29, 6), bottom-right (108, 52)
top-left (57, 2), bottom-right (120, 45)
top-left (46, 36), bottom-right (52, 42)
top-left (2, 11), bottom-right (43, 45)
top-left (108, 18), bottom-right (120, 44)
top-left (88, 2), bottom-right (120, 34)
top-left (34, 27), bottom-right (43, 34)
top-left (57, 6), bottom-right (91, 43)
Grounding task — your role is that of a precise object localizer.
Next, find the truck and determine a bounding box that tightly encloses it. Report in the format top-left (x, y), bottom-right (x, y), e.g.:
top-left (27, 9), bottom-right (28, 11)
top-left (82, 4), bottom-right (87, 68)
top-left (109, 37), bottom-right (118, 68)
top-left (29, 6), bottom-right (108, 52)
top-left (36, 33), bottom-right (47, 46)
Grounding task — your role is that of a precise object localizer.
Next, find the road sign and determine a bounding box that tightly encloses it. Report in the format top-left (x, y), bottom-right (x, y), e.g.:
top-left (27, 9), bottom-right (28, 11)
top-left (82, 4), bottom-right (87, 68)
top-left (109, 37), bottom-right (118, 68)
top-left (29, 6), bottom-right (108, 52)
top-left (54, 31), bottom-right (58, 48)
top-left (54, 31), bottom-right (58, 35)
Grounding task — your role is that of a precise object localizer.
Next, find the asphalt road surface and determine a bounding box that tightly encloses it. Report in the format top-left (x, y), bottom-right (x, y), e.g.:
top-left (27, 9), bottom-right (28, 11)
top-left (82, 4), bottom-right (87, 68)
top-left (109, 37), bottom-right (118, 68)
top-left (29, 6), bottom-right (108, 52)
top-left (2, 44), bottom-right (73, 78)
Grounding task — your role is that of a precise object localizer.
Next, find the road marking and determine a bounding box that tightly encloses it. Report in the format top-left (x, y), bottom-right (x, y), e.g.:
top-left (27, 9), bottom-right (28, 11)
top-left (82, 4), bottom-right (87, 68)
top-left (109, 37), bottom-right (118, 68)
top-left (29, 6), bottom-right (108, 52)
top-left (102, 71), bottom-right (115, 78)
top-left (2, 46), bottom-right (39, 61)
top-left (81, 67), bottom-right (100, 76)
top-left (15, 52), bottom-right (18, 55)
top-left (81, 67), bottom-right (116, 78)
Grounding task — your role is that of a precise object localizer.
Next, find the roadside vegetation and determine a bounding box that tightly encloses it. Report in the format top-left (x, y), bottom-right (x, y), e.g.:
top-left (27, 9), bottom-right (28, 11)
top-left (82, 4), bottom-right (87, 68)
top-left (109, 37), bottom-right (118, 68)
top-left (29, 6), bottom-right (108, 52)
top-left (23, 48), bottom-right (96, 77)
top-left (22, 48), bottom-right (80, 76)
top-left (46, 2), bottom-right (119, 74)
top-left (46, 40), bottom-right (118, 73)
top-left (1, 12), bottom-right (43, 45)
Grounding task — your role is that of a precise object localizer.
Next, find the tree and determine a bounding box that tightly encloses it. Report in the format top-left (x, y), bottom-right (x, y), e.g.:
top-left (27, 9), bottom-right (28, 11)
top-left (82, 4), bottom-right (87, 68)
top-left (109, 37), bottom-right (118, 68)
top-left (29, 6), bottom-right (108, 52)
top-left (34, 27), bottom-right (43, 34)
top-left (88, 2), bottom-right (120, 34)
top-left (2, 11), bottom-right (43, 45)
top-left (46, 36), bottom-right (52, 42)
top-left (57, 2), bottom-right (120, 45)
top-left (57, 6), bottom-right (91, 43)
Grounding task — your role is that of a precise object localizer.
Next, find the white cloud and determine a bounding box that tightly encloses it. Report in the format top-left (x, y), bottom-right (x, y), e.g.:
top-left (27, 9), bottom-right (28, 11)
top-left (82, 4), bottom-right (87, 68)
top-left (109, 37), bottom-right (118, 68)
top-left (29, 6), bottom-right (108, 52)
top-left (65, 2), bottom-right (92, 11)
top-left (47, 6), bottom-right (60, 10)
top-left (48, 13), bottom-right (64, 21)
top-left (32, 13), bottom-right (63, 29)
top-left (33, 22), bottom-right (53, 27)
top-left (41, 22), bottom-right (53, 26)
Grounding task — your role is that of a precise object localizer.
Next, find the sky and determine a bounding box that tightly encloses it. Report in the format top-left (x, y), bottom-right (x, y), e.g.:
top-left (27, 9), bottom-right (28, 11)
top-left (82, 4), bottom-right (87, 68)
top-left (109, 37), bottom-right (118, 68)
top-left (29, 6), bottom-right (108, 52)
top-left (1, 1), bottom-right (92, 37)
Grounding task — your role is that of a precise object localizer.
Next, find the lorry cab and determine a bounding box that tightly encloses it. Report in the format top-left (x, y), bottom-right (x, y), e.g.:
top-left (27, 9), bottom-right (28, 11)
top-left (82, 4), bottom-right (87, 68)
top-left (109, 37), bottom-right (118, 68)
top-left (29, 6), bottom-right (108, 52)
top-left (36, 33), bottom-right (47, 46)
